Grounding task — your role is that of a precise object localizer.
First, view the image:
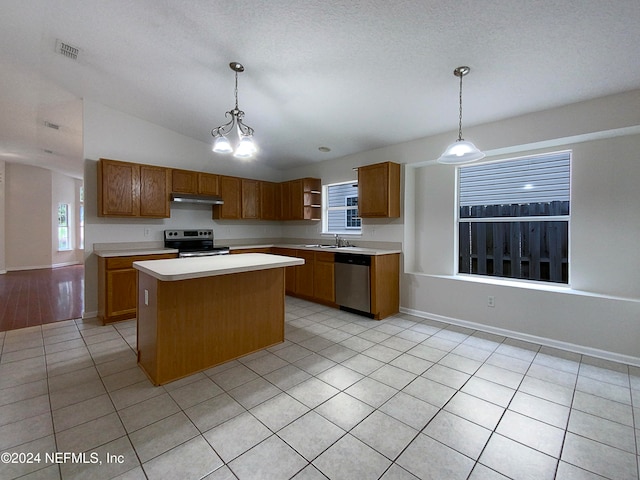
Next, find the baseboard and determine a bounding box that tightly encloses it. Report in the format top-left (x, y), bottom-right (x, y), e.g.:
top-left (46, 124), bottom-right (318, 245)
top-left (400, 306), bottom-right (640, 368)
top-left (52, 261), bottom-right (82, 268)
top-left (5, 262), bottom-right (81, 272)
top-left (82, 311), bottom-right (99, 320)
top-left (6, 264), bottom-right (52, 272)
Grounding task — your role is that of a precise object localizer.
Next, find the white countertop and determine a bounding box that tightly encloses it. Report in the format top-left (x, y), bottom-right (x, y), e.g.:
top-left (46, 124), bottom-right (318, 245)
top-left (231, 244), bottom-right (402, 256)
top-left (133, 253), bottom-right (304, 281)
top-left (94, 248), bottom-right (178, 258)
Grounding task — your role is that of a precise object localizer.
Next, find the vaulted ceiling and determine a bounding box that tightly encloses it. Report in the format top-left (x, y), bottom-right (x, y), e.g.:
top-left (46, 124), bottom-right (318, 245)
top-left (2, 0), bottom-right (640, 178)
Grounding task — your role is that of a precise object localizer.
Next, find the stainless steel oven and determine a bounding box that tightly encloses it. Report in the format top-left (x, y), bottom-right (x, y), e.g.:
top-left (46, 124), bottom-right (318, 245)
top-left (164, 229), bottom-right (229, 257)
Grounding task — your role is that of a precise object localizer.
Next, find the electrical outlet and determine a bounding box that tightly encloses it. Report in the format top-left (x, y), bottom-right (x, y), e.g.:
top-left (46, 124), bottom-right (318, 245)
top-left (144, 289), bottom-right (149, 306)
top-left (487, 295), bottom-right (495, 307)
top-left (144, 228), bottom-right (151, 237)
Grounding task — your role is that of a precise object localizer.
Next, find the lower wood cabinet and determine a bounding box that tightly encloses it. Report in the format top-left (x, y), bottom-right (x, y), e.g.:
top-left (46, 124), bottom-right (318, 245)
top-left (294, 250), bottom-right (315, 298)
top-left (98, 252), bottom-right (177, 324)
top-left (271, 247), bottom-right (297, 294)
top-left (313, 251), bottom-right (335, 303)
top-left (230, 247), bottom-right (272, 254)
top-left (239, 246), bottom-right (398, 318)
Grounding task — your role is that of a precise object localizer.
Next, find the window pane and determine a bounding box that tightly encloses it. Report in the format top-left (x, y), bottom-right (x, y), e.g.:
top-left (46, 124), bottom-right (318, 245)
top-left (326, 182), bottom-right (361, 234)
top-left (458, 151), bottom-right (570, 283)
top-left (459, 151), bottom-right (570, 209)
top-left (459, 220), bottom-right (568, 283)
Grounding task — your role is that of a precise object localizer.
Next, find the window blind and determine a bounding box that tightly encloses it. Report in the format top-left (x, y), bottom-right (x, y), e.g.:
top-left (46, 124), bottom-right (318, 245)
top-left (459, 151), bottom-right (570, 207)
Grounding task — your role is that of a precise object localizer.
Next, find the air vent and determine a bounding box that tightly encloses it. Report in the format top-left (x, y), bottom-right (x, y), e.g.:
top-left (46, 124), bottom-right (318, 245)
top-left (44, 149), bottom-right (54, 154)
top-left (55, 39), bottom-right (80, 60)
top-left (44, 121), bottom-right (60, 130)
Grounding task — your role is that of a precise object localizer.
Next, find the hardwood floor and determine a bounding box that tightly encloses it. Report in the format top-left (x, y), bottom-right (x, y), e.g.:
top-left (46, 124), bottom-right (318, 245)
top-left (0, 265), bottom-right (84, 332)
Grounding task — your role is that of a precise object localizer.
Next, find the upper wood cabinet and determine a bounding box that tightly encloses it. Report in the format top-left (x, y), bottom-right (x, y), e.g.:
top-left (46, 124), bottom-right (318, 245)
top-left (98, 159), bottom-right (140, 216)
top-left (213, 176), bottom-right (242, 219)
top-left (358, 161), bottom-right (401, 218)
top-left (171, 169), bottom-right (198, 194)
top-left (303, 178), bottom-right (322, 221)
top-left (289, 179), bottom-right (304, 220)
top-left (198, 173), bottom-right (219, 195)
top-left (171, 169), bottom-right (219, 195)
top-left (241, 179), bottom-right (260, 219)
top-left (260, 181), bottom-right (279, 220)
top-left (279, 178), bottom-right (320, 221)
top-left (98, 158), bottom-right (170, 218)
top-left (140, 165), bottom-right (171, 217)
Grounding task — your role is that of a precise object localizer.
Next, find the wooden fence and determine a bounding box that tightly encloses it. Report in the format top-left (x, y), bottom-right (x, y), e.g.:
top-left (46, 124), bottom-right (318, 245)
top-left (459, 201), bottom-right (569, 283)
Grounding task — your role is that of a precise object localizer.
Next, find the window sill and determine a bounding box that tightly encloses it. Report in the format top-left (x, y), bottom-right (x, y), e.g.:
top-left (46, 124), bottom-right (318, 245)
top-left (408, 271), bottom-right (640, 303)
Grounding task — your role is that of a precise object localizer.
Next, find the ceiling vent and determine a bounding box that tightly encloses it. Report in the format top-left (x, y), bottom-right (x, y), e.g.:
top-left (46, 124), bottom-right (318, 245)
top-left (44, 121), bottom-right (60, 130)
top-left (55, 39), bottom-right (80, 60)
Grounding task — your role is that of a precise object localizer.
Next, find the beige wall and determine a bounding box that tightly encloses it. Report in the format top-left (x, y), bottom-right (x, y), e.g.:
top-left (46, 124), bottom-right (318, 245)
top-left (3, 163), bottom-right (83, 271)
top-left (5, 163), bottom-right (52, 270)
top-left (0, 160), bottom-right (5, 273)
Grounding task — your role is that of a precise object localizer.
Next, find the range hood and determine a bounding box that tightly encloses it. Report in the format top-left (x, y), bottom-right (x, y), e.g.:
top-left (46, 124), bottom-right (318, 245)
top-left (170, 193), bottom-right (224, 205)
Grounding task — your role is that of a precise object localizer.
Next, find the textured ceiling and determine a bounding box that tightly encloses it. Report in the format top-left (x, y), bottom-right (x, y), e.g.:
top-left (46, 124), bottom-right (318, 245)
top-left (1, 0), bottom-right (640, 178)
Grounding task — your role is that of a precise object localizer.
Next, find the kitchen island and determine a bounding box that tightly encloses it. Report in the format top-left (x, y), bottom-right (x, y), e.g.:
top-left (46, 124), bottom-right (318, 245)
top-left (133, 253), bottom-right (304, 385)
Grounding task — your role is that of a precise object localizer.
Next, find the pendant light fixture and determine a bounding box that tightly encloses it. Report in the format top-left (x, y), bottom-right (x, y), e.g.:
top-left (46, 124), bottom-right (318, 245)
top-left (437, 66), bottom-right (485, 164)
top-left (211, 62), bottom-right (256, 159)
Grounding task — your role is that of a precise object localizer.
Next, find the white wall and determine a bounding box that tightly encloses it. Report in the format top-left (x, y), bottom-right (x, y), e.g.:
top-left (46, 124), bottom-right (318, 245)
top-left (5, 163), bottom-right (52, 270)
top-left (0, 160), bottom-right (5, 273)
top-left (3, 163), bottom-right (83, 271)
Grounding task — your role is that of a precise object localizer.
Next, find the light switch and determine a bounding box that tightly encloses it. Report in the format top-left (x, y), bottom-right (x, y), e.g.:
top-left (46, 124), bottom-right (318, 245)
top-left (144, 289), bottom-right (149, 306)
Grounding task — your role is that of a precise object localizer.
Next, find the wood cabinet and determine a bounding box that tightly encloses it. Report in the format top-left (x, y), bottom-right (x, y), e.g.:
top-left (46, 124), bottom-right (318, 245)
top-left (98, 252), bottom-right (177, 324)
top-left (314, 251), bottom-right (335, 303)
top-left (198, 173), bottom-right (220, 195)
top-left (140, 165), bottom-right (171, 217)
top-left (303, 178), bottom-right (322, 221)
top-left (171, 169), bottom-right (220, 196)
top-left (279, 182), bottom-right (291, 220)
top-left (295, 250), bottom-right (315, 297)
top-left (290, 179), bottom-right (304, 220)
top-left (100, 159), bottom-right (320, 221)
top-left (98, 159), bottom-right (140, 217)
top-left (241, 179), bottom-right (260, 219)
top-left (213, 176), bottom-right (242, 219)
top-left (171, 169), bottom-right (198, 194)
top-left (230, 247), bottom-right (272, 254)
top-left (98, 158), bottom-right (170, 218)
top-left (370, 253), bottom-right (400, 319)
top-left (272, 247), bottom-right (297, 293)
top-left (260, 181), bottom-right (279, 220)
top-left (280, 178), bottom-right (321, 221)
top-left (358, 161), bottom-right (401, 218)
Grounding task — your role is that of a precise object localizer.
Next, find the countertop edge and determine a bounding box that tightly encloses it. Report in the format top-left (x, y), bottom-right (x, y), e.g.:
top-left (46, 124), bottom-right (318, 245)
top-left (94, 248), bottom-right (179, 258)
top-left (133, 254), bottom-right (304, 281)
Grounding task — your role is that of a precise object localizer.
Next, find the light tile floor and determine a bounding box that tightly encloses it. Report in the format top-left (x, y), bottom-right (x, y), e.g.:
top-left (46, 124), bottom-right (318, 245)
top-left (0, 297), bottom-right (638, 480)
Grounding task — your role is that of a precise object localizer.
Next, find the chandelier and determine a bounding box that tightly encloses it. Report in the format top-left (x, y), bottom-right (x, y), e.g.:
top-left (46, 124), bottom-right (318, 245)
top-left (437, 66), bottom-right (485, 164)
top-left (211, 62), bottom-right (257, 159)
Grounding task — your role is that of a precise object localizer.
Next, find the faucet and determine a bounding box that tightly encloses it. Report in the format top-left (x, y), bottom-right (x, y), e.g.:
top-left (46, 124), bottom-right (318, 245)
top-left (334, 234), bottom-right (341, 247)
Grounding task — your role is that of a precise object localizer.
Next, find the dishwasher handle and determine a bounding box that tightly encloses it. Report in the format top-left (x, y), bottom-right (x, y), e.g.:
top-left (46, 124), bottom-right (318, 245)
top-left (334, 252), bottom-right (371, 266)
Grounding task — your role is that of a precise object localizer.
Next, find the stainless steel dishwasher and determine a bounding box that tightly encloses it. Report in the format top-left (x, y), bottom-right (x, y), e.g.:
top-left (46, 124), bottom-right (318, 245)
top-left (334, 253), bottom-right (372, 317)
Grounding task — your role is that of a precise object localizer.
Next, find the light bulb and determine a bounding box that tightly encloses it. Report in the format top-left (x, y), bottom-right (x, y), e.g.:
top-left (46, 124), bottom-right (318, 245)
top-left (212, 136), bottom-right (233, 153)
top-left (233, 136), bottom-right (256, 159)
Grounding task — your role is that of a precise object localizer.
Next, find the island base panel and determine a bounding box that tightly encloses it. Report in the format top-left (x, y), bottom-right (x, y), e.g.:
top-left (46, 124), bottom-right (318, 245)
top-left (137, 268), bottom-right (285, 385)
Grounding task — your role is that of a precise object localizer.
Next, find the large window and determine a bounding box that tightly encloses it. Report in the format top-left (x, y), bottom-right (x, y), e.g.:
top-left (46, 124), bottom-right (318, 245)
top-left (324, 182), bottom-right (361, 234)
top-left (458, 151), bottom-right (570, 283)
top-left (58, 203), bottom-right (71, 251)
